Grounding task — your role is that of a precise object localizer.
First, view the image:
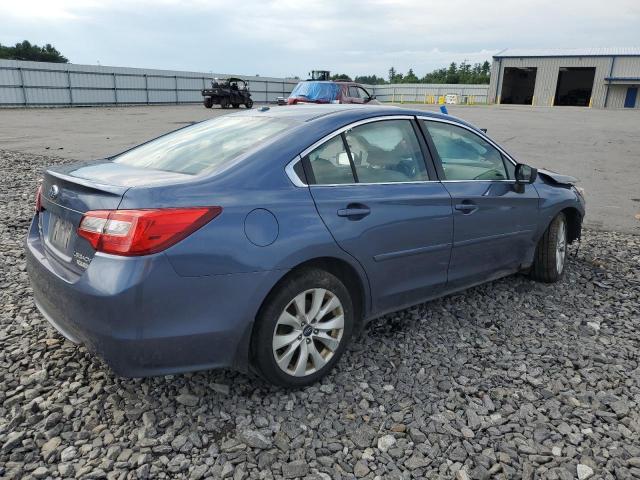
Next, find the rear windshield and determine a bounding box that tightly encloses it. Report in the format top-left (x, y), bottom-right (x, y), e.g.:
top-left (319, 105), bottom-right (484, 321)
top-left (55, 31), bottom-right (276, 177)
top-left (289, 82), bottom-right (340, 102)
top-left (113, 116), bottom-right (294, 175)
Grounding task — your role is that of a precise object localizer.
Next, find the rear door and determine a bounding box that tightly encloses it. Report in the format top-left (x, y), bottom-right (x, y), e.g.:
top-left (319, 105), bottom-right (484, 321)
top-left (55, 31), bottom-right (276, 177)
top-left (419, 119), bottom-right (539, 286)
top-left (304, 116), bottom-right (453, 313)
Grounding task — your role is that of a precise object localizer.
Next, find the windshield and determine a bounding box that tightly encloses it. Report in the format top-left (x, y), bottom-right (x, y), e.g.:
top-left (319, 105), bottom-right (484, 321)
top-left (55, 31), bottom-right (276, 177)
top-left (113, 116), bottom-right (294, 175)
top-left (289, 82), bottom-right (340, 102)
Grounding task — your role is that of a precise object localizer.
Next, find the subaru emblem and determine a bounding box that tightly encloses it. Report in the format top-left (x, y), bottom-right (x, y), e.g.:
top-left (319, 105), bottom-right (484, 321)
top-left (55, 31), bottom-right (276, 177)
top-left (48, 184), bottom-right (59, 200)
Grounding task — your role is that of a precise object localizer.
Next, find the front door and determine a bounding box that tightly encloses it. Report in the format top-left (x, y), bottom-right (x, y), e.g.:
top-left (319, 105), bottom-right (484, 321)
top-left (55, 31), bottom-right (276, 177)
top-left (625, 87), bottom-right (638, 108)
top-left (420, 119), bottom-right (539, 287)
top-left (305, 118), bottom-right (453, 313)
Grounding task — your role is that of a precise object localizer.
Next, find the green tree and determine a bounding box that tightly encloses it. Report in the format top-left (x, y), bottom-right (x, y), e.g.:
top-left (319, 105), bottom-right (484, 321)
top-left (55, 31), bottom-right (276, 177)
top-left (445, 62), bottom-right (459, 83)
top-left (388, 67), bottom-right (397, 83)
top-left (354, 74), bottom-right (387, 85)
top-left (0, 40), bottom-right (68, 62)
top-left (331, 73), bottom-right (352, 81)
top-left (402, 68), bottom-right (419, 83)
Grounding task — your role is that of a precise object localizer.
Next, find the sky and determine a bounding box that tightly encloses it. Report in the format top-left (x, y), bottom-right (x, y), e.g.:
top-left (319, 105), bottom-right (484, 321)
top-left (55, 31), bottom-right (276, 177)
top-left (2, 0), bottom-right (639, 79)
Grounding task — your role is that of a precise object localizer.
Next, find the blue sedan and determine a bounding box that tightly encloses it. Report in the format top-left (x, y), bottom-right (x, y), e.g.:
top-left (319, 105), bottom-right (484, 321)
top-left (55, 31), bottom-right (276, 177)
top-left (26, 105), bottom-right (585, 387)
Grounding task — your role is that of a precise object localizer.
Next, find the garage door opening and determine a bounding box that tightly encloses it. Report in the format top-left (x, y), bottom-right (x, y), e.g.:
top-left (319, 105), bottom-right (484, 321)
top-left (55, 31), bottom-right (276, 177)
top-left (500, 67), bottom-right (537, 105)
top-left (554, 67), bottom-right (595, 106)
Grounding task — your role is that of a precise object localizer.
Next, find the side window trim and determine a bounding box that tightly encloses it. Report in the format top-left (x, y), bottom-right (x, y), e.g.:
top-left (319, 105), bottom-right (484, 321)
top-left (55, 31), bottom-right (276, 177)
top-left (358, 86), bottom-right (371, 99)
top-left (340, 132), bottom-right (360, 183)
top-left (285, 115), bottom-right (440, 187)
top-left (418, 118), bottom-right (517, 183)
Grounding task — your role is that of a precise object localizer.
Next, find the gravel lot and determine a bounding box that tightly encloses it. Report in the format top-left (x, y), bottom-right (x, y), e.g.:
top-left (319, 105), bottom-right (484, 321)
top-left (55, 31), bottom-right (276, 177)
top-left (1, 149), bottom-right (639, 480)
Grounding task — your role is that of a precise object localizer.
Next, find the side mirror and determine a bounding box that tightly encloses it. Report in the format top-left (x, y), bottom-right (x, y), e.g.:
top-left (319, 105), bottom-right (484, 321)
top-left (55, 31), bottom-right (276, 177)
top-left (515, 163), bottom-right (537, 184)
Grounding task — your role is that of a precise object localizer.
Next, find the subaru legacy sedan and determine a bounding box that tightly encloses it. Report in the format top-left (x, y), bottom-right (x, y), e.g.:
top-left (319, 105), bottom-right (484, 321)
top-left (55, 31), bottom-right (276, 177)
top-left (26, 105), bottom-right (585, 387)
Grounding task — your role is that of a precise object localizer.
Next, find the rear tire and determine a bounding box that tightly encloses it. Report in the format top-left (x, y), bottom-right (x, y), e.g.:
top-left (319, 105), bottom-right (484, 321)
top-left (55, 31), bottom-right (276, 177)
top-left (530, 213), bottom-right (567, 283)
top-left (245, 99), bottom-right (253, 109)
top-left (203, 97), bottom-right (213, 108)
top-left (251, 269), bottom-right (354, 387)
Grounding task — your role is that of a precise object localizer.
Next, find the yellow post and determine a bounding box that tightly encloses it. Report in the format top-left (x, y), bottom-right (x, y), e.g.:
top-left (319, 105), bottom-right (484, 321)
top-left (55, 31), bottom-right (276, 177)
top-left (438, 96), bottom-right (444, 105)
top-left (496, 95), bottom-right (500, 105)
top-left (589, 97), bottom-right (593, 108)
top-left (531, 96), bottom-right (535, 106)
top-left (550, 96), bottom-right (554, 106)
top-left (400, 94), bottom-right (404, 104)
top-left (424, 92), bottom-right (427, 104)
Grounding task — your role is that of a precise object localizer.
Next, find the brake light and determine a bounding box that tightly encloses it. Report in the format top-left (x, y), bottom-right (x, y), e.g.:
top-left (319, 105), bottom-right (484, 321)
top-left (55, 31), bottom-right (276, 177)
top-left (35, 185), bottom-right (43, 212)
top-left (77, 207), bottom-right (221, 256)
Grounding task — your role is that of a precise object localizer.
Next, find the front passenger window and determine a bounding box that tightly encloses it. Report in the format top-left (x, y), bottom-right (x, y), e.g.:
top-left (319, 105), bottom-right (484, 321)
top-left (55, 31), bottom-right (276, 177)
top-left (424, 121), bottom-right (509, 181)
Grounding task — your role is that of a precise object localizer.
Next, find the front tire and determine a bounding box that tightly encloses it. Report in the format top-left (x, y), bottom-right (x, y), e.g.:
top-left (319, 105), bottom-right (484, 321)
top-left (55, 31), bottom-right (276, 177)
top-left (245, 98), bottom-right (253, 109)
top-left (203, 97), bottom-right (213, 108)
top-left (530, 213), bottom-right (567, 283)
top-left (252, 269), bottom-right (354, 387)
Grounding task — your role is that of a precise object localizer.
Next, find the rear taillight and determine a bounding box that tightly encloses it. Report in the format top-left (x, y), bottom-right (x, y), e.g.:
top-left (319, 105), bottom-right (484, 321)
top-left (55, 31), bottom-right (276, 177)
top-left (77, 207), bottom-right (221, 256)
top-left (35, 185), bottom-right (43, 212)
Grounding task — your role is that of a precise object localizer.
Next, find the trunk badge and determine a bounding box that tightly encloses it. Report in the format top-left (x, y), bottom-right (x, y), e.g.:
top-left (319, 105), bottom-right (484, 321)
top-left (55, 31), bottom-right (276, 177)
top-left (48, 185), bottom-right (59, 199)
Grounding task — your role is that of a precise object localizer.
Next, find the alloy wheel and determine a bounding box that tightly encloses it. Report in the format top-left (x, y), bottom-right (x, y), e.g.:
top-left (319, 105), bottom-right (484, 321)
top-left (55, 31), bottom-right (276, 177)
top-left (272, 288), bottom-right (344, 377)
top-left (556, 220), bottom-right (567, 274)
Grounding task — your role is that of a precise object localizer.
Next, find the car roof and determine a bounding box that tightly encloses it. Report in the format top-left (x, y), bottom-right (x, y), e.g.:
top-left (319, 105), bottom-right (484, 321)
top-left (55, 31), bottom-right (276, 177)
top-left (228, 104), bottom-right (477, 130)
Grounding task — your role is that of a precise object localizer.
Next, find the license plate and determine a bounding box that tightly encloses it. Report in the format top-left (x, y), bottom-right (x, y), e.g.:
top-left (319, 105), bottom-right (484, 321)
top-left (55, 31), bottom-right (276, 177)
top-left (50, 216), bottom-right (73, 251)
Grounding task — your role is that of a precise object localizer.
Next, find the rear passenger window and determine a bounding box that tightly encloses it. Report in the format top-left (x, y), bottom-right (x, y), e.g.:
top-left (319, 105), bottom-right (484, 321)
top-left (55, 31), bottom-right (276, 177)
top-left (307, 135), bottom-right (355, 185)
top-left (345, 120), bottom-right (428, 183)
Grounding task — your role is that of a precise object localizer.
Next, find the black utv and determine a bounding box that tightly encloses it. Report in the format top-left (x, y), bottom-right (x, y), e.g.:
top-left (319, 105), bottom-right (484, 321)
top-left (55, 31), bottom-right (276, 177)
top-left (202, 77), bottom-right (253, 109)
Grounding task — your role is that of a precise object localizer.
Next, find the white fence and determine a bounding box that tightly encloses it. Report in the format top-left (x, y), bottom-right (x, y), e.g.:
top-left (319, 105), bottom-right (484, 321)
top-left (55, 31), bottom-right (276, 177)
top-left (0, 60), bottom-right (299, 106)
top-left (0, 60), bottom-right (490, 107)
top-left (372, 83), bottom-right (489, 104)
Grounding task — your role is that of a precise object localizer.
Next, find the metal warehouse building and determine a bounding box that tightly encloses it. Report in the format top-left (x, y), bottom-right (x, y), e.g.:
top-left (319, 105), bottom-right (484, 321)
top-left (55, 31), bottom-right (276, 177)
top-left (488, 48), bottom-right (640, 108)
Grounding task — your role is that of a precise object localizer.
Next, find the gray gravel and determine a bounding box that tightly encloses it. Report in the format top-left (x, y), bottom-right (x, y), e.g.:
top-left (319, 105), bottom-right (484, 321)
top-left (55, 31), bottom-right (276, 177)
top-left (1, 148), bottom-right (639, 480)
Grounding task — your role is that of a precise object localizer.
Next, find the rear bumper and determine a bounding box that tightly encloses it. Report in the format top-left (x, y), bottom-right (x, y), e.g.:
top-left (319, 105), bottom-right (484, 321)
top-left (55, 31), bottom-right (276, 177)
top-left (25, 217), bottom-right (284, 377)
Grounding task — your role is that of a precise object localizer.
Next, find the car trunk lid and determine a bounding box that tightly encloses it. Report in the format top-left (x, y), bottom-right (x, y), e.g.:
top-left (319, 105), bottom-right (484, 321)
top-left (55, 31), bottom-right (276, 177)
top-left (38, 161), bottom-right (191, 275)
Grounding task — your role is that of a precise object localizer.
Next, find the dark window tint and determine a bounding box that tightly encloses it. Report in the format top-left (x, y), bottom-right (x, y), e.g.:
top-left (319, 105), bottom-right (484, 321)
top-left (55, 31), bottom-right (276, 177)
top-left (423, 121), bottom-right (509, 181)
top-left (114, 116), bottom-right (294, 175)
top-left (307, 135), bottom-right (355, 185)
top-left (344, 120), bottom-right (428, 183)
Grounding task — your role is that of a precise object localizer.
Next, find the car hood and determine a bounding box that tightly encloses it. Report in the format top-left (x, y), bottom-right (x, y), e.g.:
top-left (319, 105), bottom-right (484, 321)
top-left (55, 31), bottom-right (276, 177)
top-left (537, 168), bottom-right (578, 186)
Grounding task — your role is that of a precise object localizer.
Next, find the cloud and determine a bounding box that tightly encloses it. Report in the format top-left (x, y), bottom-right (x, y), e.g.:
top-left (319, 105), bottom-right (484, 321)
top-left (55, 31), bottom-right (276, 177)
top-left (1, 0), bottom-right (639, 78)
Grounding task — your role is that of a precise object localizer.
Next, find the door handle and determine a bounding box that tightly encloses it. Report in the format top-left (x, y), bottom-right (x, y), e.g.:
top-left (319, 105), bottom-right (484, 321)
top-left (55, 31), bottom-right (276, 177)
top-left (455, 201), bottom-right (478, 214)
top-left (337, 204), bottom-right (370, 218)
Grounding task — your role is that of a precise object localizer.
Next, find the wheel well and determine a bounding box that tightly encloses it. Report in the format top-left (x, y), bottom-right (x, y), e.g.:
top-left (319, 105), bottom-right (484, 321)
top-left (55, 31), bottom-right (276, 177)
top-left (561, 207), bottom-right (582, 243)
top-left (256, 257), bottom-right (367, 331)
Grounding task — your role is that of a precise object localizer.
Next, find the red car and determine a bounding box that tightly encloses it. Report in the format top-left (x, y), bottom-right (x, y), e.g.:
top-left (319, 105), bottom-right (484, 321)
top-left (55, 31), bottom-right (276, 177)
top-left (287, 81), bottom-right (378, 105)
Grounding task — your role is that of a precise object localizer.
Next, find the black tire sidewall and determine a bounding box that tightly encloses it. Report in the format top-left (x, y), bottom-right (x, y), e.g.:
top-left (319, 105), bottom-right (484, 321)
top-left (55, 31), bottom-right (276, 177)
top-left (531, 212), bottom-right (567, 282)
top-left (252, 269), bottom-right (354, 388)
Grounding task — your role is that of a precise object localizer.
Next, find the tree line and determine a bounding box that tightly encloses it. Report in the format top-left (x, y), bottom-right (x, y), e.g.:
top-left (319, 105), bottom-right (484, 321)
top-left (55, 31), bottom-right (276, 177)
top-left (332, 61), bottom-right (491, 85)
top-left (0, 40), bottom-right (68, 63)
